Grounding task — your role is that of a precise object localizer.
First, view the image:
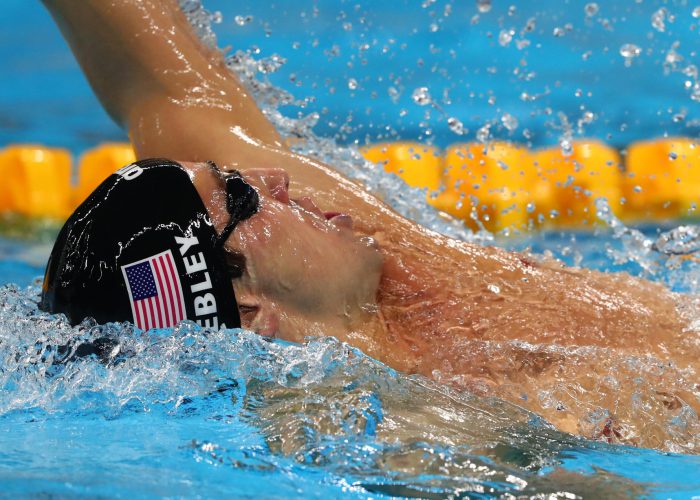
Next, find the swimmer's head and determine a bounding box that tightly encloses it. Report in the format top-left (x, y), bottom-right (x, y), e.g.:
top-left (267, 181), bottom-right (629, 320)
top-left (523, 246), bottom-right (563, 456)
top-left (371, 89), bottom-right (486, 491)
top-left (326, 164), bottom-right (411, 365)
top-left (40, 158), bottom-right (259, 330)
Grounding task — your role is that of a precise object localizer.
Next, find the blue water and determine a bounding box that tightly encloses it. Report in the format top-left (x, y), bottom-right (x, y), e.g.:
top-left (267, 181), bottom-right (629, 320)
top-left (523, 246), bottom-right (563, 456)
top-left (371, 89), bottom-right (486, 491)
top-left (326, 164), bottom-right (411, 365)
top-left (2, 1), bottom-right (700, 152)
top-left (2, 0), bottom-right (700, 498)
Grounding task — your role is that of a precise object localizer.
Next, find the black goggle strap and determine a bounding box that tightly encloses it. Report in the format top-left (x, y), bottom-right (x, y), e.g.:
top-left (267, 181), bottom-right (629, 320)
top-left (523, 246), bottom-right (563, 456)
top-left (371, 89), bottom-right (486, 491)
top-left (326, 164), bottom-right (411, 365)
top-left (210, 163), bottom-right (260, 249)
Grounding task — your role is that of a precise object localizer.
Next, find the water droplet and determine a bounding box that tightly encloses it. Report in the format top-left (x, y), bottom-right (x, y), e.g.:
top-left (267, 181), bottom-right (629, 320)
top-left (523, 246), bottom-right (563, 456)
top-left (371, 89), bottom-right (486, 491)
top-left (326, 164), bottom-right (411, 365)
top-left (347, 78), bottom-right (358, 90)
top-left (665, 48), bottom-right (683, 66)
top-left (501, 112), bottom-right (519, 131)
top-left (234, 15), bottom-right (253, 26)
top-left (388, 86), bottom-right (400, 103)
top-left (524, 17), bottom-right (536, 32)
top-left (256, 54), bottom-right (286, 74)
top-left (620, 43), bottom-right (642, 66)
top-left (651, 8), bottom-right (667, 32)
top-left (499, 29), bottom-right (514, 46)
top-left (633, 185), bottom-right (643, 193)
top-left (560, 138), bottom-right (573, 156)
top-left (448, 117), bottom-right (465, 135)
top-left (652, 225), bottom-right (700, 255)
top-left (476, 0), bottom-right (492, 13)
top-left (430, 23), bottom-right (440, 32)
top-left (693, 6), bottom-right (700, 18)
top-left (476, 124), bottom-right (491, 143)
top-left (412, 87), bottom-right (432, 105)
top-left (688, 84), bottom-right (700, 101)
top-left (585, 3), bottom-right (599, 17)
top-left (487, 284), bottom-right (500, 294)
top-left (553, 27), bottom-right (565, 37)
top-left (669, 151), bottom-right (678, 160)
top-left (526, 202), bottom-right (536, 213)
top-left (620, 44), bottom-right (641, 58)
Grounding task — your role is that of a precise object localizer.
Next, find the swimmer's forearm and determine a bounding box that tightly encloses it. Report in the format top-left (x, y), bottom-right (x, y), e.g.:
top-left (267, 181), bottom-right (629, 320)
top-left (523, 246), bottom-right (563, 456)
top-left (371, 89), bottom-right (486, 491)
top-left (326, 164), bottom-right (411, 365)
top-left (40, 0), bottom-right (281, 146)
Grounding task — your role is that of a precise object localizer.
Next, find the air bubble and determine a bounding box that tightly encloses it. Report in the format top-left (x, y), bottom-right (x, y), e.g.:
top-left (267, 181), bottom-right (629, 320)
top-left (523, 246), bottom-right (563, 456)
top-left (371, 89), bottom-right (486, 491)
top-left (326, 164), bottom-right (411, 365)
top-left (348, 78), bottom-right (358, 90)
top-left (693, 6), bottom-right (700, 18)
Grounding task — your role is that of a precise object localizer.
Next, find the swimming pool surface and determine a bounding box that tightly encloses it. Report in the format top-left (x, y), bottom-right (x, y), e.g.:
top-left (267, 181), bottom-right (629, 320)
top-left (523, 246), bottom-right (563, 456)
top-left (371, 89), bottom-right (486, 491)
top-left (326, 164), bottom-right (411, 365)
top-left (1, 0), bottom-right (700, 498)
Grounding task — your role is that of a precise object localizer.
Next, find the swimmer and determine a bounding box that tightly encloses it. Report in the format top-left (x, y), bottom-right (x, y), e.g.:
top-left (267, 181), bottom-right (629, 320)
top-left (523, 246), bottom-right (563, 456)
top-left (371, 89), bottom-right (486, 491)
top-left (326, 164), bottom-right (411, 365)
top-left (39, 0), bottom-right (699, 446)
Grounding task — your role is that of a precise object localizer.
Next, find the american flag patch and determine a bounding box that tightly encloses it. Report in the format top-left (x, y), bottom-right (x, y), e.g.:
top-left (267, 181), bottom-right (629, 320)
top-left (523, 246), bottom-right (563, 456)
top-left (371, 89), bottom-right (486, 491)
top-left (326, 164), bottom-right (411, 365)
top-left (121, 250), bottom-right (187, 330)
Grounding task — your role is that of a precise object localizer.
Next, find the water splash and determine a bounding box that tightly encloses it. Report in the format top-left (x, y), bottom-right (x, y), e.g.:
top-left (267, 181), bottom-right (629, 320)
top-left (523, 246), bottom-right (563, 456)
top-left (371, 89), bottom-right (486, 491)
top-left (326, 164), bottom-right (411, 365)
top-left (653, 225), bottom-right (700, 256)
top-left (1, 283), bottom-right (697, 496)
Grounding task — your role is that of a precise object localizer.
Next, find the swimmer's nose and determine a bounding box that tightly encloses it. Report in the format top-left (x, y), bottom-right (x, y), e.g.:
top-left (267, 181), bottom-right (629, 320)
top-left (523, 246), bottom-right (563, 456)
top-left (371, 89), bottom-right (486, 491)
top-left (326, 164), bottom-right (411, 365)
top-left (241, 168), bottom-right (290, 204)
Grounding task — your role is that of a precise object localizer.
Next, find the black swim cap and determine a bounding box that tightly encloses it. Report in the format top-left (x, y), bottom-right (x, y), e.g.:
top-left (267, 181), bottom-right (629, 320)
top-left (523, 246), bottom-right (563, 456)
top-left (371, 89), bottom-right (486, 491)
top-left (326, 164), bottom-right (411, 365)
top-left (41, 158), bottom-right (247, 330)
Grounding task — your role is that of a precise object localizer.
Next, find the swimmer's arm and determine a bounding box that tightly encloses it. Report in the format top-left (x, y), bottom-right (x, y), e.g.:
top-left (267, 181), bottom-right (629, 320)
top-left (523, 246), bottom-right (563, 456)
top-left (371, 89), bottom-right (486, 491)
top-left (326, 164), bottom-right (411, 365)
top-left (40, 0), bottom-right (281, 153)
top-left (41, 0), bottom-right (407, 226)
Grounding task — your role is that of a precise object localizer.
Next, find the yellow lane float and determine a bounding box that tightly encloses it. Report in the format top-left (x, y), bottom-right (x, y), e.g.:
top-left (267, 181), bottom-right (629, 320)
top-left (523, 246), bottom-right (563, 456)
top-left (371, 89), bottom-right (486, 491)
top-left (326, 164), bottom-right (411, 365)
top-left (75, 143), bottom-right (136, 206)
top-left (1, 138), bottom-right (699, 233)
top-left (624, 138), bottom-right (700, 220)
top-left (360, 142), bottom-right (442, 192)
top-left (531, 140), bottom-right (622, 227)
top-left (0, 145), bottom-right (73, 219)
top-left (434, 142), bottom-right (536, 232)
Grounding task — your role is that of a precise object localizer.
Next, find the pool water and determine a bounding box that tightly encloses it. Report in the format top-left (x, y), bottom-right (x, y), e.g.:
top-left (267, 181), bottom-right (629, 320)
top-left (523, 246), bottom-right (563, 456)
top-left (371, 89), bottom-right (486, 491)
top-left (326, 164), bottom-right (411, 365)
top-left (1, 0), bottom-right (700, 497)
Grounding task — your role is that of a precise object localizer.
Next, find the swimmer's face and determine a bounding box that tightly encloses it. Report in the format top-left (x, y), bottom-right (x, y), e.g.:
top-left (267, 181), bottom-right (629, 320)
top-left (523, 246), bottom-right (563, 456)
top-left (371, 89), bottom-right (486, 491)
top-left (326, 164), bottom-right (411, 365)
top-left (186, 162), bottom-right (384, 341)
